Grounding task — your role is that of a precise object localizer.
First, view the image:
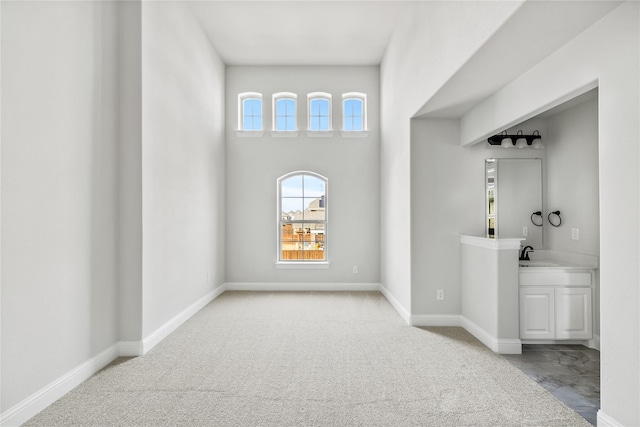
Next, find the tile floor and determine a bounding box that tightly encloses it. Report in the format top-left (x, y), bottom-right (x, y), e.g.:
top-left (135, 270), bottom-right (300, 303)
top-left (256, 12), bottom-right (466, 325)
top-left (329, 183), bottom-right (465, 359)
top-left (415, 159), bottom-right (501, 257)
top-left (503, 344), bottom-right (600, 426)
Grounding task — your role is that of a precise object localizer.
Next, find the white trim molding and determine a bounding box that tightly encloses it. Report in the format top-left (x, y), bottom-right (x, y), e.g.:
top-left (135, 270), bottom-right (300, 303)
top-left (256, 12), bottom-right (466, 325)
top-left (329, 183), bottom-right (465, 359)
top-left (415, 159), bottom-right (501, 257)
top-left (141, 284), bottom-right (226, 355)
top-left (118, 341), bottom-right (143, 357)
top-left (379, 284), bottom-right (410, 325)
top-left (0, 344), bottom-right (120, 427)
top-left (224, 282), bottom-right (380, 292)
top-left (460, 316), bottom-right (522, 354)
top-left (410, 314), bottom-right (461, 327)
top-left (597, 410), bottom-right (623, 427)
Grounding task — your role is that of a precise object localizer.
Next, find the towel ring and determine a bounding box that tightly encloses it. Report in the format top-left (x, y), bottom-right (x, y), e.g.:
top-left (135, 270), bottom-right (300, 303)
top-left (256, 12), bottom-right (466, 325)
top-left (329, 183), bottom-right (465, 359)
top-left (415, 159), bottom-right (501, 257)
top-left (530, 211), bottom-right (543, 227)
top-left (548, 211), bottom-right (562, 227)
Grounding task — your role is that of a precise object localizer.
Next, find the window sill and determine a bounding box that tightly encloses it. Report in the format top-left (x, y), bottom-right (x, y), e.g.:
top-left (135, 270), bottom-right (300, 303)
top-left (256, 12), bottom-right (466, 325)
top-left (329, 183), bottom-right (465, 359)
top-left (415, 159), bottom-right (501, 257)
top-left (271, 131), bottom-right (299, 138)
top-left (306, 131), bottom-right (334, 138)
top-left (236, 130), bottom-right (264, 138)
top-left (341, 131), bottom-right (369, 138)
top-left (276, 262), bottom-right (330, 270)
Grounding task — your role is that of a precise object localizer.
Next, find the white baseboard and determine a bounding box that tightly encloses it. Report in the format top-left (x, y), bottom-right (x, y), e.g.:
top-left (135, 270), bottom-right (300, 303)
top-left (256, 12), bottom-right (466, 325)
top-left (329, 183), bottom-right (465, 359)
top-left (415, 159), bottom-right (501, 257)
top-left (118, 341), bottom-right (143, 357)
top-left (141, 283), bottom-right (227, 354)
top-left (1, 285), bottom-right (228, 426)
top-left (597, 410), bottom-right (623, 427)
top-left (0, 344), bottom-right (120, 427)
top-left (410, 314), bottom-right (461, 327)
top-left (378, 284), bottom-right (411, 325)
top-left (224, 282), bottom-right (381, 292)
top-left (589, 334), bottom-right (600, 351)
top-left (460, 316), bottom-right (522, 354)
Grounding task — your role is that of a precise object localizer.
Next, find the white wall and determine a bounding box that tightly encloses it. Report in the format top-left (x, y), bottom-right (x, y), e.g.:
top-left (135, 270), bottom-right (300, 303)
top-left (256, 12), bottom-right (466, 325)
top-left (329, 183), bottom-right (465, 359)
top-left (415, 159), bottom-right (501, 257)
top-left (380, 2), bottom-right (522, 316)
top-left (545, 96), bottom-right (599, 256)
top-left (410, 118), bottom-right (545, 318)
top-left (460, 3), bottom-right (639, 424)
top-left (141, 2), bottom-right (226, 337)
top-left (225, 66), bottom-right (380, 284)
top-left (1, 0), bottom-right (120, 411)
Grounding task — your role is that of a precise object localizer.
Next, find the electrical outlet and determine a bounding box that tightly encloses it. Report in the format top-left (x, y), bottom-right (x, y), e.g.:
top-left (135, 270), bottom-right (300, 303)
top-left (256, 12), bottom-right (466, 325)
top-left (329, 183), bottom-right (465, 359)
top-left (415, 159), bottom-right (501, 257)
top-left (353, 266), bottom-right (358, 274)
top-left (571, 228), bottom-right (580, 241)
top-left (522, 226), bottom-right (528, 237)
top-left (436, 289), bottom-right (444, 301)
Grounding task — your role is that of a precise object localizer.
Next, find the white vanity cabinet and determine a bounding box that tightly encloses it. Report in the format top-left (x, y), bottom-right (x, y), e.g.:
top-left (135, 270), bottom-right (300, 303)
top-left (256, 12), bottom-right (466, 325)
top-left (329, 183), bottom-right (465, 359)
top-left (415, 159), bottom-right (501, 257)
top-left (519, 269), bottom-right (593, 340)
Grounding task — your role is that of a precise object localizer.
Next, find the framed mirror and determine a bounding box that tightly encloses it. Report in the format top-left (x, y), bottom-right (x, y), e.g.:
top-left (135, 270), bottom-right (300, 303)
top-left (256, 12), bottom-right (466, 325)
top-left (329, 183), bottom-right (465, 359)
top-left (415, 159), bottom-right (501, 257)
top-left (485, 158), bottom-right (543, 249)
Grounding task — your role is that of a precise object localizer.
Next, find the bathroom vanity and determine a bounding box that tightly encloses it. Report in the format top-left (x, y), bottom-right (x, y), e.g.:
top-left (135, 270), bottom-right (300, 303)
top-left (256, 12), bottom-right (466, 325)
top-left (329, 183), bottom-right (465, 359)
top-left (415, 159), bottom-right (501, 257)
top-left (519, 262), bottom-right (594, 341)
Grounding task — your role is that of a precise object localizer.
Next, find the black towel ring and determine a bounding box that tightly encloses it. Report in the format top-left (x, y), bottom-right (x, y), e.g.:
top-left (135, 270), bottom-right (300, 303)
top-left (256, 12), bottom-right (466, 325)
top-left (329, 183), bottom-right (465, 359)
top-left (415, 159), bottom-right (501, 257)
top-left (530, 211), bottom-right (543, 227)
top-left (548, 211), bottom-right (562, 227)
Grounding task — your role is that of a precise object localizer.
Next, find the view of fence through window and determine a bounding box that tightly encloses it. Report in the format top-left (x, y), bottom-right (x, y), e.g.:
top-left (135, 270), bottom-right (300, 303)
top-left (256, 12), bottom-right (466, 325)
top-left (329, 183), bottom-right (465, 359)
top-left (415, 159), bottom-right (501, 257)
top-left (280, 173), bottom-right (326, 261)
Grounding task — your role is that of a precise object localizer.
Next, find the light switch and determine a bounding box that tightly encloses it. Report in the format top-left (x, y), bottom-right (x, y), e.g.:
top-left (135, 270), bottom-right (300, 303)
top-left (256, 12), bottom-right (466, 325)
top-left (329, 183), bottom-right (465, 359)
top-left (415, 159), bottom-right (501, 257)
top-left (523, 226), bottom-right (528, 237)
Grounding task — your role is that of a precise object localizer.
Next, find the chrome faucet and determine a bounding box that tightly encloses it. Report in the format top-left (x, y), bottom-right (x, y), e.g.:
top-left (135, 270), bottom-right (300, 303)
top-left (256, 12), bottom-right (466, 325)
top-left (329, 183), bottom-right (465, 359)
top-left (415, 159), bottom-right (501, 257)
top-left (520, 246), bottom-right (534, 261)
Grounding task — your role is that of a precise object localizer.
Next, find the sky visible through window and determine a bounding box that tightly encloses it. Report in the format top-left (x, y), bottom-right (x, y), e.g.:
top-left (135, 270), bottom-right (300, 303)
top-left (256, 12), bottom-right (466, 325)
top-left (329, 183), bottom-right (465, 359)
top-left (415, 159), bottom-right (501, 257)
top-left (276, 98), bottom-right (296, 131)
top-left (243, 98), bottom-right (262, 130)
top-left (309, 98), bottom-right (330, 131)
top-left (344, 98), bottom-right (363, 131)
top-left (281, 174), bottom-right (325, 213)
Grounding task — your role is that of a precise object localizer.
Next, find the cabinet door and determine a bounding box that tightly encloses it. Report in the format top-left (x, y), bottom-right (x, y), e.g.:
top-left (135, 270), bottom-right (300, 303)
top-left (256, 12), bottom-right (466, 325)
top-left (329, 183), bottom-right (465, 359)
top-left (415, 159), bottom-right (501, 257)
top-left (555, 287), bottom-right (593, 339)
top-left (520, 287), bottom-right (555, 339)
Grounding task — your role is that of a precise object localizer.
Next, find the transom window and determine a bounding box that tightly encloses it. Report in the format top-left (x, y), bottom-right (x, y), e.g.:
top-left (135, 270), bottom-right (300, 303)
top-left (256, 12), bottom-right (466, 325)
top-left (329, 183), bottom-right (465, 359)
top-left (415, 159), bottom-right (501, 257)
top-left (273, 92), bottom-right (297, 132)
top-left (278, 171), bottom-right (327, 263)
top-left (307, 93), bottom-right (332, 131)
top-left (342, 92), bottom-right (367, 132)
top-left (238, 92), bottom-right (263, 131)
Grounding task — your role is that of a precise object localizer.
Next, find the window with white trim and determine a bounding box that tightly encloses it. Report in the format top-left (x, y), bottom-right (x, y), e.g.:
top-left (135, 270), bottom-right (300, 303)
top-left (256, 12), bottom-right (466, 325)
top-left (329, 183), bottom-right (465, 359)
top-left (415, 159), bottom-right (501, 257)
top-left (342, 92), bottom-right (367, 133)
top-left (278, 171), bottom-right (327, 264)
top-left (307, 93), bottom-right (332, 133)
top-left (272, 92), bottom-right (297, 133)
top-left (238, 92), bottom-right (263, 132)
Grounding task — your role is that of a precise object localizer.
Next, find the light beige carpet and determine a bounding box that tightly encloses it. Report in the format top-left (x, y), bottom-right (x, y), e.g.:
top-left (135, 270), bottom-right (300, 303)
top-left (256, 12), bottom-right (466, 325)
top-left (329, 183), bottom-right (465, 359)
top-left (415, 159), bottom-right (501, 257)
top-left (25, 291), bottom-right (590, 426)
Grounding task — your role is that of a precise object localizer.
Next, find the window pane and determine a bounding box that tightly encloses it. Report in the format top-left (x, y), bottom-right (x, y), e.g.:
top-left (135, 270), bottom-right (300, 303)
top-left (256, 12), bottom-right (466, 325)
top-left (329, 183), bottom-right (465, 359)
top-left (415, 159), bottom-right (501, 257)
top-left (319, 117), bottom-right (329, 131)
top-left (303, 175), bottom-right (325, 197)
top-left (281, 197), bottom-right (303, 215)
top-left (351, 99), bottom-right (362, 116)
top-left (344, 99), bottom-right (354, 115)
top-left (319, 99), bottom-right (329, 115)
top-left (243, 116), bottom-right (253, 130)
top-left (310, 116), bottom-right (320, 131)
top-left (304, 198), bottom-right (325, 221)
top-left (352, 118), bottom-right (363, 131)
top-left (281, 223), bottom-right (304, 260)
top-left (310, 99), bottom-right (320, 116)
top-left (281, 175), bottom-right (303, 197)
top-left (252, 115), bottom-right (262, 130)
top-left (277, 116), bottom-right (287, 131)
top-left (286, 118), bottom-right (296, 131)
top-left (285, 99), bottom-right (295, 115)
top-left (344, 118), bottom-right (353, 131)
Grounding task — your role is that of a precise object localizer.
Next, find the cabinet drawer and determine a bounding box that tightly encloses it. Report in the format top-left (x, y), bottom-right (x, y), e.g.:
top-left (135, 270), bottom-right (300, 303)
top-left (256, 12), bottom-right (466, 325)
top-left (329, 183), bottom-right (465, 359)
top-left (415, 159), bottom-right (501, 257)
top-left (519, 271), bottom-right (591, 287)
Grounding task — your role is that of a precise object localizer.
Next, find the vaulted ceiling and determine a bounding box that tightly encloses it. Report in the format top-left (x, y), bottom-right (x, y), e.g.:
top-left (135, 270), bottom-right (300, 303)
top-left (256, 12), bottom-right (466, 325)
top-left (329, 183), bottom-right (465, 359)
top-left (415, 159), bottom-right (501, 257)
top-left (189, 1), bottom-right (408, 66)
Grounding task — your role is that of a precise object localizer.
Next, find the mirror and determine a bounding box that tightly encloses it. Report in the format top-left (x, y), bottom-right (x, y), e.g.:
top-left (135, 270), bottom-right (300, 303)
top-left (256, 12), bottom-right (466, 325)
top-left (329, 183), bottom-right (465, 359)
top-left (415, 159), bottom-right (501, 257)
top-left (485, 158), bottom-right (543, 249)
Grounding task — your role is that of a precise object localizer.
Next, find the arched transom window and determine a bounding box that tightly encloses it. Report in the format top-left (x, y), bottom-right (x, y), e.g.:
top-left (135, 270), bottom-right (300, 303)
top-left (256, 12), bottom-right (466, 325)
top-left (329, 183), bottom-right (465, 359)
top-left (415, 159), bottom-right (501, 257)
top-left (342, 92), bottom-right (367, 132)
top-left (307, 92), bottom-right (332, 131)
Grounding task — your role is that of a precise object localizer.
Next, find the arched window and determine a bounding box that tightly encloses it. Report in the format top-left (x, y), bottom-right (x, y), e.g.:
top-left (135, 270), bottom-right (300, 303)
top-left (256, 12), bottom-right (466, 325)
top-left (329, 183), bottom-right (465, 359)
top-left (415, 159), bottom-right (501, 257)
top-left (272, 92), bottom-right (297, 134)
top-left (277, 171), bottom-right (328, 265)
top-left (342, 92), bottom-right (367, 134)
top-left (238, 92), bottom-right (263, 133)
top-left (307, 92), bottom-right (332, 135)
